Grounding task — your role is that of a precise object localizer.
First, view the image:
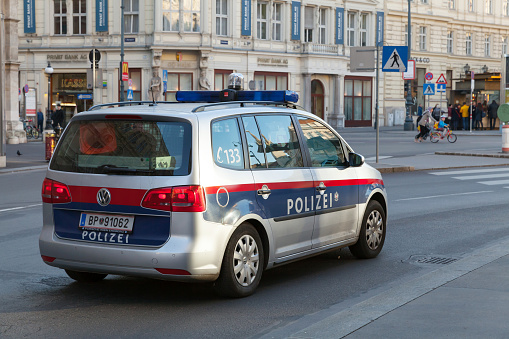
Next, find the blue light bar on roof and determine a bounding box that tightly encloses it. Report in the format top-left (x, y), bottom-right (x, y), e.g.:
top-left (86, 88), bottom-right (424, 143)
top-left (175, 90), bottom-right (299, 103)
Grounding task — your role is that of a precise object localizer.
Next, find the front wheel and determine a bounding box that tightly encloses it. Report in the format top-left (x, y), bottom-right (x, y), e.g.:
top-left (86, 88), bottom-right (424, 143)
top-left (65, 269), bottom-right (107, 282)
top-left (430, 133), bottom-right (439, 143)
top-left (213, 223), bottom-right (264, 298)
top-left (447, 133), bottom-right (457, 143)
top-left (349, 200), bottom-right (386, 259)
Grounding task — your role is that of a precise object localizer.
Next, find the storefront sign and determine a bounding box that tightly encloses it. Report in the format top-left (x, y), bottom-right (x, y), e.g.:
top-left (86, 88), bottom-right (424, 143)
top-left (336, 8), bottom-right (344, 45)
top-left (291, 2), bottom-right (301, 41)
top-left (122, 62), bottom-right (129, 81)
top-left (47, 54), bottom-right (88, 62)
top-left (24, 0), bottom-right (36, 34)
top-left (96, 0), bottom-right (108, 32)
top-left (241, 0), bottom-right (251, 36)
top-left (257, 58), bottom-right (289, 67)
top-left (411, 57), bottom-right (431, 63)
top-left (376, 11), bottom-right (384, 47)
top-left (61, 78), bottom-right (87, 90)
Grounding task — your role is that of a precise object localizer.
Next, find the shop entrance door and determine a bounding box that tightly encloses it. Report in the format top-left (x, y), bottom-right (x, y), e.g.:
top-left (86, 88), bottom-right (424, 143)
top-left (311, 80), bottom-right (324, 120)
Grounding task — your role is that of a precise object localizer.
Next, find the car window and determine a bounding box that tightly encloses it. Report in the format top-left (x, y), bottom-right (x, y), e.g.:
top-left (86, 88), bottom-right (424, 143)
top-left (211, 118), bottom-right (244, 170)
top-left (242, 116), bottom-right (267, 169)
top-left (50, 120), bottom-right (192, 175)
top-left (255, 115), bottom-right (303, 168)
top-left (297, 117), bottom-right (347, 167)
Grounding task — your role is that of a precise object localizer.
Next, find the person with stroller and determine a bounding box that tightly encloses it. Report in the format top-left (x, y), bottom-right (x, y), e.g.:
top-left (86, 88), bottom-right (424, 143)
top-left (415, 109), bottom-right (437, 143)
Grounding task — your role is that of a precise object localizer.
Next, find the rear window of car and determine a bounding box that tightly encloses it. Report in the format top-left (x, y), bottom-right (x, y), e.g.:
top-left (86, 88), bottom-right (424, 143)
top-left (50, 119), bottom-right (192, 176)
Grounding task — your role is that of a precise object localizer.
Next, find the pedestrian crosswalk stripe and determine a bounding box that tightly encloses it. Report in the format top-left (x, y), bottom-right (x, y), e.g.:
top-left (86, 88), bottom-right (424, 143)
top-left (451, 173), bottom-right (509, 180)
top-left (429, 168), bottom-right (509, 176)
top-left (477, 179), bottom-right (509, 185)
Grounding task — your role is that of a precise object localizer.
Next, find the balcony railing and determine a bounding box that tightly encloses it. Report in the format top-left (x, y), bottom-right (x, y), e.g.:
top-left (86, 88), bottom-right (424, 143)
top-left (302, 43), bottom-right (341, 55)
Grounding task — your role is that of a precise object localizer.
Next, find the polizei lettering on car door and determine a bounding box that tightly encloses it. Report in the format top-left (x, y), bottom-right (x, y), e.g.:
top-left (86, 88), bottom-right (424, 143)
top-left (287, 192), bottom-right (338, 214)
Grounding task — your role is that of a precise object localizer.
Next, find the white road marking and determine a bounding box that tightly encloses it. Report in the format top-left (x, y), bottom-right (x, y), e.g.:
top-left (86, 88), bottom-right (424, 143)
top-left (452, 173), bottom-right (509, 180)
top-left (429, 167), bottom-right (509, 176)
top-left (0, 203), bottom-right (42, 213)
top-left (477, 179), bottom-right (509, 185)
top-left (365, 156), bottom-right (393, 161)
top-left (395, 191), bottom-right (493, 202)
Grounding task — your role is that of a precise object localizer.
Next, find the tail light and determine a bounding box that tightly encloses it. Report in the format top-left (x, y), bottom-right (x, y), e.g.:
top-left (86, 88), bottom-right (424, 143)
top-left (142, 185), bottom-right (206, 212)
top-left (42, 178), bottom-right (72, 204)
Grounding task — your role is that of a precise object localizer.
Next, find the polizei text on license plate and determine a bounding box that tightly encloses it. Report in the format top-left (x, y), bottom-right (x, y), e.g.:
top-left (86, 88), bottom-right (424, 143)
top-left (79, 213), bottom-right (134, 233)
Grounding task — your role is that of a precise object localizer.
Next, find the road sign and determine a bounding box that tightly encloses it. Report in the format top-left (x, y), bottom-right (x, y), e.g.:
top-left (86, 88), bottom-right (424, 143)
top-left (127, 89), bottom-right (133, 101)
top-left (425, 72), bottom-right (433, 81)
top-left (128, 78), bottom-right (133, 87)
top-left (163, 82), bottom-right (167, 93)
top-left (89, 49), bottom-right (101, 63)
top-left (77, 93), bottom-right (93, 100)
top-left (436, 73), bottom-right (447, 84)
top-left (382, 46), bottom-right (408, 72)
top-left (162, 70), bottom-right (168, 83)
top-left (24, 84), bottom-right (29, 93)
top-left (423, 83), bottom-right (435, 95)
top-left (402, 60), bottom-right (415, 80)
top-left (436, 83), bottom-right (446, 93)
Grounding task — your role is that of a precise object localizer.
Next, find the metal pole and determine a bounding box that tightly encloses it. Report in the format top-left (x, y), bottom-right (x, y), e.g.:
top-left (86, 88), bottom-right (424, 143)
top-left (119, 0), bottom-right (125, 102)
top-left (404, 0), bottom-right (414, 130)
top-left (376, 46), bottom-right (380, 163)
top-left (0, 10), bottom-right (5, 158)
top-left (93, 50), bottom-right (96, 106)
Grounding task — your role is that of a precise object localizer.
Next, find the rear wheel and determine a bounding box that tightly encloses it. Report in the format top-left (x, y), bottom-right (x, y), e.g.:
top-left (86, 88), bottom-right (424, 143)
top-left (447, 133), bottom-right (457, 143)
top-left (65, 269), bottom-right (108, 282)
top-left (32, 128), bottom-right (39, 139)
top-left (349, 200), bottom-right (386, 259)
top-left (213, 223), bottom-right (264, 298)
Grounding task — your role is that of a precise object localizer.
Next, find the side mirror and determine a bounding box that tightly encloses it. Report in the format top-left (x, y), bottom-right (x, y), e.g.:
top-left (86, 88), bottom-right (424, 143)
top-left (349, 152), bottom-right (365, 167)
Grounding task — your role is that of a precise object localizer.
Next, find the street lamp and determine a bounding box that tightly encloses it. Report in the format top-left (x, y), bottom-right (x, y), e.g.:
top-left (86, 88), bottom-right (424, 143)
top-left (44, 62), bottom-right (54, 129)
top-left (481, 64), bottom-right (489, 73)
top-left (464, 64), bottom-right (470, 75)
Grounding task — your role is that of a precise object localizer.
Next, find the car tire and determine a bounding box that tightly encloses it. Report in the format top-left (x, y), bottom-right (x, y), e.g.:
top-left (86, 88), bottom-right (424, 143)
top-left (213, 223), bottom-right (264, 298)
top-left (349, 200), bottom-right (386, 259)
top-left (65, 269), bottom-right (108, 282)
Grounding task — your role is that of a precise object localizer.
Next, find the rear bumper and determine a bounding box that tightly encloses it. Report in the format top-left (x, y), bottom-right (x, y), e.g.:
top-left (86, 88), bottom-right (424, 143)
top-left (39, 205), bottom-right (233, 282)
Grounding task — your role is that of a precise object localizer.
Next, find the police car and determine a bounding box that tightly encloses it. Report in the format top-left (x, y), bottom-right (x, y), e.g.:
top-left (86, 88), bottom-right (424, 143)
top-left (40, 74), bottom-right (387, 298)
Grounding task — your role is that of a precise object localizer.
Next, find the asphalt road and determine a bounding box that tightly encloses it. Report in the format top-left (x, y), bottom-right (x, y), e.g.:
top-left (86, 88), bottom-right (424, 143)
top-left (1, 131), bottom-right (507, 338)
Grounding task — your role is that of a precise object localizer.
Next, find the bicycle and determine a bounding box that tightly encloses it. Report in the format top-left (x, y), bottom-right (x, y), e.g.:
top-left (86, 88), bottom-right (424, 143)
top-left (22, 119), bottom-right (40, 139)
top-left (430, 127), bottom-right (457, 143)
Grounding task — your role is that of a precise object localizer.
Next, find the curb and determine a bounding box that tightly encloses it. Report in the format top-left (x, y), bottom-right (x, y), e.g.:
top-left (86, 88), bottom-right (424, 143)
top-left (0, 165), bottom-right (48, 174)
top-left (436, 151), bottom-right (509, 158)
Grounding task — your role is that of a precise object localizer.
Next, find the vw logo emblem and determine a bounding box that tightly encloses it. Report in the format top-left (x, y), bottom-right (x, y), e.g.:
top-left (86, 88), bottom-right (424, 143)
top-left (97, 188), bottom-right (111, 206)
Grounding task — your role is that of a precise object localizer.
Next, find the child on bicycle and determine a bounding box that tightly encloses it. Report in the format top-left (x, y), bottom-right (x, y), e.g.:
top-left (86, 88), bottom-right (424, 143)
top-left (436, 115), bottom-right (449, 138)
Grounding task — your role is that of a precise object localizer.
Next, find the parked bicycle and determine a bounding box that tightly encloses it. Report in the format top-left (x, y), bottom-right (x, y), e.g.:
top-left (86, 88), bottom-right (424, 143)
top-left (21, 119), bottom-right (40, 139)
top-left (430, 127), bottom-right (457, 143)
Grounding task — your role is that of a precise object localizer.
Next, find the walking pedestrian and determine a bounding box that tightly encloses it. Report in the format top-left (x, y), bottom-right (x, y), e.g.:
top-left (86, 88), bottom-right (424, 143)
top-left (415, 109), bottom-right (437, 143)
top-left (451, 104), bottom-right (461, 130)
top-left (475, 102), bottom-right (483, 130)
top-left (488, 100), bottom-right (499, 130)
top-left (460, 102), bottom-right (470, 130)
top-left (417, 104), bottom-right (423, 117)
top-left (51, 104), bottom-right (64, 130)
top-left (432, 104), bottom-right (441, 120)
top-left (36, 108), bottom-right (44, 134)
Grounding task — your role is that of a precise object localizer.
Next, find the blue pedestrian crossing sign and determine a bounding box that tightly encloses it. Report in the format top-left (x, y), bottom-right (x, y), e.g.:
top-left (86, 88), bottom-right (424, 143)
top-left (436, 83), bottom-right (446, 93)
top-left (127, 89), bottom-right (134, 100)
top-left (382, 46), bottom-right (408, 72)
top-left (423, 83), bottom-right (435, 95)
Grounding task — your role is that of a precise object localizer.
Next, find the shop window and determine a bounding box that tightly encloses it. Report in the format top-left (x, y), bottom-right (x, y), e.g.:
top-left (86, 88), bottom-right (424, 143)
top-left (253, 72), bottom-right (287, 90)
top-left (344, 77), bottom-right (372, 127)
top-left (214, 70), bottom-right (233, 90)
top-left (119, 69), bottom-right (141, 101)
top-left (165, 73), bottom-right (193, 101)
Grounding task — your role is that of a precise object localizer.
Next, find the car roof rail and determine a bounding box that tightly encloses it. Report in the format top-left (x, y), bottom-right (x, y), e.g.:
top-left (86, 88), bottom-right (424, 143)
top-left (87, 101), bottom-right (177, 111)
top-left (192, 101), bottom-right (304, 112)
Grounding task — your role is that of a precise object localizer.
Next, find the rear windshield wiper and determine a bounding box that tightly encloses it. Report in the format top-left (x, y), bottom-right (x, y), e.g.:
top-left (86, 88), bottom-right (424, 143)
top-left (97, 164), bottom-right (155, 174)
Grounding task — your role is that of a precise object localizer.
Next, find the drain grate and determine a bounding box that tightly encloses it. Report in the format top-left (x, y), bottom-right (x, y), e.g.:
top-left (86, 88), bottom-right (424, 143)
top-left (416, 256), bottom-right (458, 265)
top-left (404, 255), bottom-right (460, 266)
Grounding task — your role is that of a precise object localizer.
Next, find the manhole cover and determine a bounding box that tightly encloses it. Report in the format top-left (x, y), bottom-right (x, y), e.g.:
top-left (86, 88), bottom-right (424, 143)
top-left (405, 255), bottom-right (459, 266)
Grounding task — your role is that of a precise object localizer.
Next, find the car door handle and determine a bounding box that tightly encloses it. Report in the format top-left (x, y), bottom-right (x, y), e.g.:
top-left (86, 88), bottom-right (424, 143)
top-left (316, 182), bottom-right (327, 192)
top-left (257, 184), bottom-right (271, 196)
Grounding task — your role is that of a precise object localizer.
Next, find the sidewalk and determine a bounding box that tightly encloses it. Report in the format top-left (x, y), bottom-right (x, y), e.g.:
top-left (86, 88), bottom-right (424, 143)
top-left (3, 131), bottom-right (509, 338)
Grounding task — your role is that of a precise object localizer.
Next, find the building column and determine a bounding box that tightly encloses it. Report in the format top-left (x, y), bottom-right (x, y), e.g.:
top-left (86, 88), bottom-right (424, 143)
top-left (329, 74), bottom-right (344, 129)
top-left (2, 0), bottom-right (24, 145)
top-left (303, 73), bottom-right (311, 112)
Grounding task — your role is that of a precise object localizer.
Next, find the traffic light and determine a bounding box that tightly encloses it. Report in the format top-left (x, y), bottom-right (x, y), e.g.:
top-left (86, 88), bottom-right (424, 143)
top-left (404, 82), bottom-right (410, 92)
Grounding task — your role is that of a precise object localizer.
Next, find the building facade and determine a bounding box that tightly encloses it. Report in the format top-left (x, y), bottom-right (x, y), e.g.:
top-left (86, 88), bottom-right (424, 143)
top-left (384, 0), bottom-right (509, 125)
top-left (16, 0), bottom-right (386, 135)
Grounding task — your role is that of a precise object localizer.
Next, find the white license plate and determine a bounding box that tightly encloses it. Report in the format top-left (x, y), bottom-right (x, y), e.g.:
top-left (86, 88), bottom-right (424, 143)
top-left (79, 212), bottom-right (134, 233)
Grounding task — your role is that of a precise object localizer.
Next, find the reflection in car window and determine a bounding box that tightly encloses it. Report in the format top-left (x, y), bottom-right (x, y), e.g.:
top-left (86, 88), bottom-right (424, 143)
top-left (242, 116), bottom-right (267, 169)
top-left (255, 115), bottom-right (303, 168)
top-left (298, 117), bottom-right (347, 167)
top-left (50, 120), bottom-right (191, 175)
top-left (211, 118), bottom-right (244, 170)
